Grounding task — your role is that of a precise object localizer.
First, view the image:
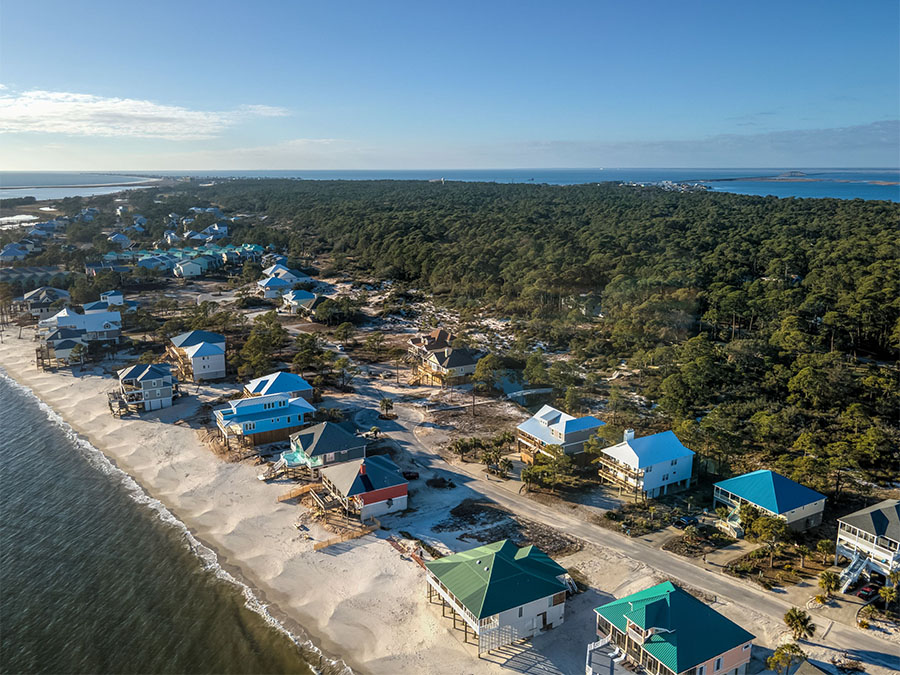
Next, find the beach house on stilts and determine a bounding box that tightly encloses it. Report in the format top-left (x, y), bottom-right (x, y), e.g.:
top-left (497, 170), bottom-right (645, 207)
top-left (424, 540), bottom-right (572, 655)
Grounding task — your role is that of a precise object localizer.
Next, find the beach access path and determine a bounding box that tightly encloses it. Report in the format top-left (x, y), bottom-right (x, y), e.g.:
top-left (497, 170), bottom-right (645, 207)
top-left (360, 399), bottom-right (900, 673)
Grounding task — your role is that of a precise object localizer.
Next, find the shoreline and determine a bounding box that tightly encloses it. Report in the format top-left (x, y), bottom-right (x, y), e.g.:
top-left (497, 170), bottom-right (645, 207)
top-left (2, 330), bottom-right (898, 675)
top-left (0, 329), bottom-right (537, 675)
top-left (0, 333), bottom-right (373, 674)
top-left (0, 177), bottom-right (163, 191)
top-left (0, 367), bottom-right (355, 675)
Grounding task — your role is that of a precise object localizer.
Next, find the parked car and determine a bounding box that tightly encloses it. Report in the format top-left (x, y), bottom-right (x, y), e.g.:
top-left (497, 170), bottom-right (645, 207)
top-left (856, 583), bottom-right (882, 601)
top-left (401, 471), bottom-right (419, 480)
top-left (673, 515), bottom-right (699, 530)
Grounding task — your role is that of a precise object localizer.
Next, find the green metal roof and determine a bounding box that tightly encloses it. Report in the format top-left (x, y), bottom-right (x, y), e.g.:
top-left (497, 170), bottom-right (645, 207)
top-left (424, 540), bottom-right (567, 619)
top-left (714, 470), bottom-right (825, 515)
top-left (595, 582), bottom-right (754, 674)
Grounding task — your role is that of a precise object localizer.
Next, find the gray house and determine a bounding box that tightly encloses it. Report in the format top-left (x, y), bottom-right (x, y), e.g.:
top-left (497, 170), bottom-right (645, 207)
top-left (286, 422), bottom-right (368, 473)
top-left (116, 363), bottom-right (178, 412)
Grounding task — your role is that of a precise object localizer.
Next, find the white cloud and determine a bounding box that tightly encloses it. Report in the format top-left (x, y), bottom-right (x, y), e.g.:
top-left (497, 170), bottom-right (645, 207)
top-left (0, 88), bottom-right (288, 140)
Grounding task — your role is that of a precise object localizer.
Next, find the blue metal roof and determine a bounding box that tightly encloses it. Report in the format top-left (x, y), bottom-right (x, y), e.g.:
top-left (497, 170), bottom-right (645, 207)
top-left (714, 470), bottom-right (825, 514)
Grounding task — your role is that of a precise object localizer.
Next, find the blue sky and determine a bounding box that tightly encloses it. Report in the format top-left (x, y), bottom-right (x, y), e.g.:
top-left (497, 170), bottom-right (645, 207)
top-left (1, 1), bottom-right (897, 169)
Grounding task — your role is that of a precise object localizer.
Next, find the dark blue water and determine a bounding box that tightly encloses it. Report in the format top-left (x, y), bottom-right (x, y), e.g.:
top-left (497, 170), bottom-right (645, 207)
top-left (0, 374), bottom-right (333, 674)
top-left (2, 169), bottom-right (898, 201)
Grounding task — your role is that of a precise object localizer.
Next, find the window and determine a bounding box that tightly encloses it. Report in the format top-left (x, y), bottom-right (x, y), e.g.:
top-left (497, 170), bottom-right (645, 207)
top-left (671, 459), bottom-right (677, 466)
top-left (518, 607), bottom-right (523, 618)
top-left (742, 644), bottom-right (751, 651)
top-left (244, 422), bottom-right (256, 431)
top-left (662, 474), bottom-right (669, 481)
top-left (698, 667), bottom-right (706, 675)
top-left (715, 657), bottom-right (723, 672)
top-left (645, 465), bottom-right (652, 473)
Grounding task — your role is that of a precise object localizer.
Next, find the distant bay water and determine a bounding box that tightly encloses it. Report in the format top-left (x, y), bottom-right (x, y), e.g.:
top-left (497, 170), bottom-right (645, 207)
top-left (0, 374), bottom-right (329, 675)
top-left (1, 168), bottom-right (898, 201)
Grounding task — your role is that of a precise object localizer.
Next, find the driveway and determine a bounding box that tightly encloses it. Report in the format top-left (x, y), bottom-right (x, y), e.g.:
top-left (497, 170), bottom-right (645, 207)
top-left (367, 402), bottom-right (899, 672)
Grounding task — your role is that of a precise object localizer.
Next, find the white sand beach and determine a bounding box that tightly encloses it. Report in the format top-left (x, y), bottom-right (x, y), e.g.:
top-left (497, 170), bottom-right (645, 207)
top-left (1, 328), bottom-right (896, 675)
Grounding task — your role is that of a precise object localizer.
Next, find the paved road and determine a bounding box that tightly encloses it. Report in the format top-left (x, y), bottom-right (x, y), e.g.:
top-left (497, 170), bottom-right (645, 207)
top-left (368, 403), bottom-right (900, 672)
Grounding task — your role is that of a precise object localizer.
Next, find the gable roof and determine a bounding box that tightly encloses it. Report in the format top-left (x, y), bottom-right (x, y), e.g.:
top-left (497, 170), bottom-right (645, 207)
top-left (321, 454), bottom-right (407, 497)
top-left (427, 347), bottom-right (479, 369)
top-left (595, 582), bottom-right (754, 673)
top-left (601, 431), bottom-right (694, 469)
top-left (838, 499), bottom-right (900, 542)
top-left (517, 404), bottom-right (604, 445)
top-left (258, 276), bottom-right (292, 288)
top-left (117, 363), bottom-right (173, 382)
top-left (714, 470), bottom-right (825, 515)
top-left (184, 341), bottom-right (225, 358)
top-left (290, 422), bottom-right (366, 457)
top-left (245, 371), bottom-right (312, 396)
top-left (410, 327), bottom-right (454, 350)
top-left (171, 330), bottom-right (225, 348)
top-left (283, 289), bottom-right (316, 304)
top-left (425, 540), bottom-right (567, 619)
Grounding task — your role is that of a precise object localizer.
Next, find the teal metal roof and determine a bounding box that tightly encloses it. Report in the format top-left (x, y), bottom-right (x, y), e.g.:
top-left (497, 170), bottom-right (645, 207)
top-left (595, 581), bottom-right (754, 673)
top-left (424, 540), bottom-right (567, 619)
top-left (714, 470), bottom-right (824, 515)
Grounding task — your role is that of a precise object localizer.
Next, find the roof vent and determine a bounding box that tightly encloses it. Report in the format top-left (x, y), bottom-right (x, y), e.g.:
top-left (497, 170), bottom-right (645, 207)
top-left (624, 429), bottom-right (635, 442)
top-left (484, 567), bottom-right (489, 571)
top-left (476, 560), bottom-right (481, 564)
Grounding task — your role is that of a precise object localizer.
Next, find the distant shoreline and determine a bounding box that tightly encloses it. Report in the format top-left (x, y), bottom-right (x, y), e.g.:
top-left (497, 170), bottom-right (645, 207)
top-left (0, 177), bottom-right (163, 191)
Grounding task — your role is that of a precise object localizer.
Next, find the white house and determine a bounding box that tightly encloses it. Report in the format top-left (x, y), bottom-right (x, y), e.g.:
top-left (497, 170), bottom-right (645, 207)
top-left (594, 429), bottom-right (694, 499)
top-left (282, 289), bottom-right (317, 315)
top-left (836, 499), bottom-right (900, 592)
top-left (116, 363), bottom-right (178, 412)
top-left (424, 540), bottom-right (570, 655)
top-left (244, 370), bottom-right (313, 400)
top-left (262, 263), bottom-right (308, 285)
top-left (257, 275), bottom-right (292, 298)
top-left (83, 290), bottom-right (139, 314)
top-left (516, 405), bottom-right (605, 463)
top-left (40, 308), bottom-right (122, 343)
top-left (174, 260), bottom-right (204, 278)
top-left (168, 330), bottom-right (226, 382)
top-left (183, 341), bottom-right (226, 381)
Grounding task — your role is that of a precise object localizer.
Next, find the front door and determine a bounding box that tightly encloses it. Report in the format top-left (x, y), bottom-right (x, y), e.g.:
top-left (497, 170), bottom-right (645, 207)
top-left (538, 612), bottom-right (547, 630)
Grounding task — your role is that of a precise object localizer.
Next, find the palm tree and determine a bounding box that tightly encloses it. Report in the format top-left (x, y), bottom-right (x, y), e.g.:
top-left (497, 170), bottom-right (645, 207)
top-left (369, 426), bottom-right (380, 440)
top-left (784, 607), bottom-right (816, 641)
top-left (816, 538), bottom-right (835, 564)
top-left (379, 396), bottom-right (394, 417)
top-left (683, 525), bottom-right (699, 543)
top-left (796, 544), bottom-right (811, 570)
top-left (818, 571), bottom-right (839, 598)
top-left (879, 585), bottom-right (897, 613)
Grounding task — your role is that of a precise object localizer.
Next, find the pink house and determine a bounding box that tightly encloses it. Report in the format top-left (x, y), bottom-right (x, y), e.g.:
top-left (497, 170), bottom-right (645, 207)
top-left (588, 581), bottom-right (754, 675)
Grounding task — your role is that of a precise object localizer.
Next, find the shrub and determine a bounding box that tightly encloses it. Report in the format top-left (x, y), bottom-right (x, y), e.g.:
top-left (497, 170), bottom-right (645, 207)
top-left (604, 511), bottom-right (619, 521)
top-left (858, 619), bottom-right (869, 629)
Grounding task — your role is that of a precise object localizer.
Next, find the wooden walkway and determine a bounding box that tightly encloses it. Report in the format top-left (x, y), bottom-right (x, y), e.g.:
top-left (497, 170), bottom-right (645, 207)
top-left (276, 482), bottom-right (322, 502)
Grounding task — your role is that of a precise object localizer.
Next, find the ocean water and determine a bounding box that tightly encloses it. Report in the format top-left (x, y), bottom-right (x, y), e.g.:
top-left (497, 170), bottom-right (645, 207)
top-left (0, 374), bottom-right (331, 675)
top-left (1, 169), bottom-right (898, 201)
top-left (0, 172), bottom-right (155, 201)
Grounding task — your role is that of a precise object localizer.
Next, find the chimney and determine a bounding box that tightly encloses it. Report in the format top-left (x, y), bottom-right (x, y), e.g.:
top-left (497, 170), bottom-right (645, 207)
top-left (624, 429), bottom-right (635, 442)
top-left (359, 462), bottom-right (366, 476)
